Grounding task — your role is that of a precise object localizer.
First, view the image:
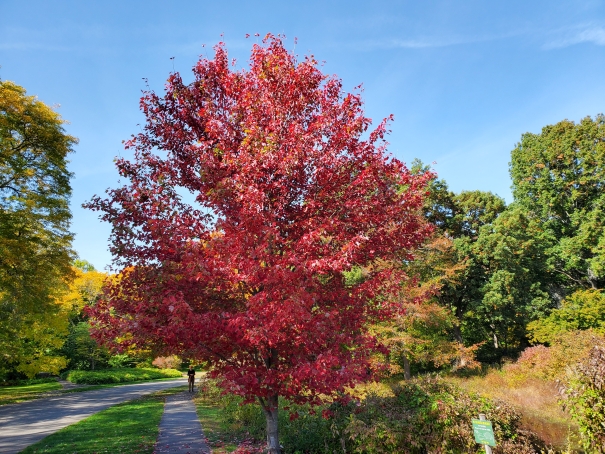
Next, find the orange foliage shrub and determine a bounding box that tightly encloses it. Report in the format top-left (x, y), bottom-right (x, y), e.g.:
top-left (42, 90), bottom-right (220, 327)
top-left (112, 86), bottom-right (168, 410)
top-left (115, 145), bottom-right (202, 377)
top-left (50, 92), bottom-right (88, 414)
top-left (152, 355), bottom-right (180, 369)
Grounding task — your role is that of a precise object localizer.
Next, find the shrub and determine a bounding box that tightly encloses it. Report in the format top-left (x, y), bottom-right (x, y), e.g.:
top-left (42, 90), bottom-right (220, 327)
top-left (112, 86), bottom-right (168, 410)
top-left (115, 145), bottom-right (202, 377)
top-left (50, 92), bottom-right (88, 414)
top-left (152, 355), bottom-right (181, 369)
top-left (108, 354), bottom-right (136, 368)
top-left (198, 376), bottom-right (544, 453)
top-left (506, 329), bottom-right (604, 382)
top-left (344, 377), bottom-right (545, 454)
top-left (0, 377), bottom-right (58, 386)
top-left (528, 289), bottom-right (605, 344)
top-left (66, 368), bottom-right (181, 385)
top-left (559, 342), bottom-right (605, 452)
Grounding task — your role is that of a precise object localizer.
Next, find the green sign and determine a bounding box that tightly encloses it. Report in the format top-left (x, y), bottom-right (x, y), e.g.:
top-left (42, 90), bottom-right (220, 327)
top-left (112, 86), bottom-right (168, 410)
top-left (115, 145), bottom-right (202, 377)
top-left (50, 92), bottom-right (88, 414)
top-left (472, 419), bottom-right (496, 447)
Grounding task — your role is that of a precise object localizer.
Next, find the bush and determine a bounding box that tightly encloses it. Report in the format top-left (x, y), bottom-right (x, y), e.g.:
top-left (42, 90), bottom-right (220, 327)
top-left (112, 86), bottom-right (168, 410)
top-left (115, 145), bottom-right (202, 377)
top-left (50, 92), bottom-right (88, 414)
top-left (152, 355), bottom-right (181, 370)
top-left (344, 377), bottom-right (545, 453)
top-left (502, 329), bottom-right (604, 384)
top-left (528, 289), bottom-right (605, 344)
top-left (65, 368), bottom-right (182, 385)
top-left (108, 354), bottom-right (136, 368)
top-left (197, 376), bottom-right (544, 453)
top-left (559, 342), bottom-right (605, 453)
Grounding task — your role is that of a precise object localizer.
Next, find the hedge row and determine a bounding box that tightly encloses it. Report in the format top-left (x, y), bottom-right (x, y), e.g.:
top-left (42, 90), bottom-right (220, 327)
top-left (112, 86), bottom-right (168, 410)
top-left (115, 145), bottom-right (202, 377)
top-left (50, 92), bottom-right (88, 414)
top-left (66, 368), bottom-right (182, 385)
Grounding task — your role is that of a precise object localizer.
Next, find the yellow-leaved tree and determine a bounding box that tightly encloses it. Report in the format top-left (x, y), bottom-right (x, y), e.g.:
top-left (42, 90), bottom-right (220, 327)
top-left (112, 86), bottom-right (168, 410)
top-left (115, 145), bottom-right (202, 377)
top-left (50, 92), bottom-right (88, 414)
top-left (60, 261), bottom-right (109, 371)
top-left (0, 80), bottom-right (76, 378)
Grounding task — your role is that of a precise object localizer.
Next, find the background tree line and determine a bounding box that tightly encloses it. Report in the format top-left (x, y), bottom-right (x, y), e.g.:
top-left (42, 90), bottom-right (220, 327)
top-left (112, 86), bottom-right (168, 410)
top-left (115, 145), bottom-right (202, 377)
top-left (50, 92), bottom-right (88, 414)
top-left (389, 115), bottom-right (605, 375)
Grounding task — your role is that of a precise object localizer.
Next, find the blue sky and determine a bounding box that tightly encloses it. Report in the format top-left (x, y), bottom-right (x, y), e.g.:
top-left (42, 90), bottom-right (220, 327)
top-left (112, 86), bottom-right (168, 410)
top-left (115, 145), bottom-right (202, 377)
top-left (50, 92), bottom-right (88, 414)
top-left (2, 1), bottom-right (605, 270)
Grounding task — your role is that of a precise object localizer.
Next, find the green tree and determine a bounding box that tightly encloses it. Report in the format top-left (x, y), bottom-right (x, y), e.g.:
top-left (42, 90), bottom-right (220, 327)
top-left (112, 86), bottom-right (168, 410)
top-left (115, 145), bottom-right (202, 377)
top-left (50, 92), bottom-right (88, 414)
top-left (423, 182), bottom-right (509, 351)
top-left (412, 162), bottom-right (507, 347)
top-left (61, 321), bottom-right (111, 370)
top-left (528, 289), bottom-right (605, 344)
top-left (470, 206), bottom-right (552, 359)
top-left (0, 81), bottom-right (76, 378)
top-left (413, 162), bottom-right (553, 361)
top-left (510, 115), bottom-right (605, 291)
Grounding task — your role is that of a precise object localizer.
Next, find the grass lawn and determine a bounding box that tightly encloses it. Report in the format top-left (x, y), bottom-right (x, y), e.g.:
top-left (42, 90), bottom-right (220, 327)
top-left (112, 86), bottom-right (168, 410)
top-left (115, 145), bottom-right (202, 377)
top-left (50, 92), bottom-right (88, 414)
top-left (195, 403), bottom-right (239, 453)
top-left (0, 376), bottom-right (185, 406)
top-left (0, 382), bottom-right (63, 406)
top-left (20, 386), bottom-right (187, 454)
top-left (194, 394), bottom-right (252, 454)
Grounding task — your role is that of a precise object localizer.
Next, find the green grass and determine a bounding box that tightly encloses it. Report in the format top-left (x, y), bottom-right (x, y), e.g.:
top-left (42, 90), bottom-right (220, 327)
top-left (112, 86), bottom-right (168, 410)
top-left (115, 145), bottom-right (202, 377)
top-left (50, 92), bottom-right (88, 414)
top-left (0, 382), bottom-right (62, 405)
top-left (195, 403), bottom-right (239, 453)
top-left (0, 375), bottom-right (185, 406)
top-left (20, 386), bottom-right (187, 454)
top-left (193, 375), bottom-right (262, 452)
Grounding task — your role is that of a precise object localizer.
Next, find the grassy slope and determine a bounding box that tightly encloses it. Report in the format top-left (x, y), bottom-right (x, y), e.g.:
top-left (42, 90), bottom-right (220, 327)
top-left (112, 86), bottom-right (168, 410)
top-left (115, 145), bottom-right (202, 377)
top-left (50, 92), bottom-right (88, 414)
top-left (20, 386), bottom-right (186, 454)
top-left (447, 372), bottom-right (578, 449)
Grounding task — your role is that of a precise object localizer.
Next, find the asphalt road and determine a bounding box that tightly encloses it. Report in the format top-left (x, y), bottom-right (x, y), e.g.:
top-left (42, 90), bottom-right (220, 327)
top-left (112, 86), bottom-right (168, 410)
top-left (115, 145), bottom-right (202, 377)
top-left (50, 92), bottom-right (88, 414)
top-left (0, 378), bottom-right (187, 454)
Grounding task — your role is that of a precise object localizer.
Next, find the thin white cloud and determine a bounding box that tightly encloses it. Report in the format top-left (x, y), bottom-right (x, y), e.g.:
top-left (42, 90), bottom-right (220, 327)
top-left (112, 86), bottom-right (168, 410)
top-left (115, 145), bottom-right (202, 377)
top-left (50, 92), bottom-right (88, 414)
top-left (338, 35), bottom-right (475, 51)
top-left (344, 29), bottom-right (528, 52)
top-left (389, 37), bottom-right (471, 49)
top-left (543, 24), bottom-right (605, 49)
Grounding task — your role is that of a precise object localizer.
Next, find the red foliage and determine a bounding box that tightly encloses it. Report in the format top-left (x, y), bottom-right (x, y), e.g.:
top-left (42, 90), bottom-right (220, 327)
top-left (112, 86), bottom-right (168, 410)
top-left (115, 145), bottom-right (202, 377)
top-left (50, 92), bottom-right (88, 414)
top-left (86, 35), bottom-right (432, 407)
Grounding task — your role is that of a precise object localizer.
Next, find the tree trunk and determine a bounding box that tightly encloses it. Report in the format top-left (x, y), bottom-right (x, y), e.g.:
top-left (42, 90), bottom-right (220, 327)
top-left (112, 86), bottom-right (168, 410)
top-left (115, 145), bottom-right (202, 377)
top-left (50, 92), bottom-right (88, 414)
top-left (452, 324), bottom-right (468, 368)
top-left (261, 395), bottom-right (280, 454)
top-left (452, 323), bottom-right (464, 344)
top-left (490, 324), bottom-right (499, 349)
top-left (402, 353), bottom-right (411, 380)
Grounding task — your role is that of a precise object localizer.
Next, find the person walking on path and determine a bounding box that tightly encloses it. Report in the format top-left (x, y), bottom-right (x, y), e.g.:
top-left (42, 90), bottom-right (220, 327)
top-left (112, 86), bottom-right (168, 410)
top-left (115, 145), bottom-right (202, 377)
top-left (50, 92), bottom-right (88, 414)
top-left (187, 365), bottom-right (196, 392)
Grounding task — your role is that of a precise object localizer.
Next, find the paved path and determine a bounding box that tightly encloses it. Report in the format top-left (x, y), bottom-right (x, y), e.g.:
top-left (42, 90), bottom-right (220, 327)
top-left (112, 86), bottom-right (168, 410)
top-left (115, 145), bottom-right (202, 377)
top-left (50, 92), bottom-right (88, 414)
top-left (154, 391), bottom-right (210, 453)
top-left (0, 378), bottom-right (187, 454)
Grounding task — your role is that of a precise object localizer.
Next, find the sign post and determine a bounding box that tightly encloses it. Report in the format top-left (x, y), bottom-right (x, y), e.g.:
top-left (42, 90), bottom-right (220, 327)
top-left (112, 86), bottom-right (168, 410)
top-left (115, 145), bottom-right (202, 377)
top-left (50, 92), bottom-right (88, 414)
top-left (472, 414), bottom-right (496, 453)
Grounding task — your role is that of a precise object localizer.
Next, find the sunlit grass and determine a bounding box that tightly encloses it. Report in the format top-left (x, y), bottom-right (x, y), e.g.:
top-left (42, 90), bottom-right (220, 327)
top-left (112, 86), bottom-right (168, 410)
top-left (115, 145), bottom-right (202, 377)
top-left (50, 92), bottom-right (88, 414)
top-left (20, 386), bottom-right (186, 454)
top-left (0, 382), bottom-right (62, 405)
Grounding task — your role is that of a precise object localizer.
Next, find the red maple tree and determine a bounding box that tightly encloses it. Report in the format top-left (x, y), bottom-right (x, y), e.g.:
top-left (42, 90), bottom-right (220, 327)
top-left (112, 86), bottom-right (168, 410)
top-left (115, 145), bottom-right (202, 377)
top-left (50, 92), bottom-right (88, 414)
top-left (86, 35), bottom-right (433, 453)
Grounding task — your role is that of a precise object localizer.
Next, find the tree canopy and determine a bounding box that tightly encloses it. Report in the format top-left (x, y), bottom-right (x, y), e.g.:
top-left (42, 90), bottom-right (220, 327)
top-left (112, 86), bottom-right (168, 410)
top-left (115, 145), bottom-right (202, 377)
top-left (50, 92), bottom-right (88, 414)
top-left (511, 115), bottom-right (605, 291)
top-left (86, 35), bottom-right (433, 452)
top-left (0, 80), bottom-right (76, 378)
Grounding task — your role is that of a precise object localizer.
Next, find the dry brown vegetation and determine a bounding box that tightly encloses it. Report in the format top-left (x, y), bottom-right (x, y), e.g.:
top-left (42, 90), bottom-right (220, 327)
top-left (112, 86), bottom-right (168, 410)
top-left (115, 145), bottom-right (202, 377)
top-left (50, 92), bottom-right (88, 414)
top-left (448, 372), bottom-right (576, 448)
